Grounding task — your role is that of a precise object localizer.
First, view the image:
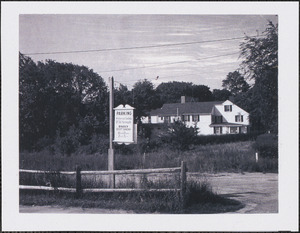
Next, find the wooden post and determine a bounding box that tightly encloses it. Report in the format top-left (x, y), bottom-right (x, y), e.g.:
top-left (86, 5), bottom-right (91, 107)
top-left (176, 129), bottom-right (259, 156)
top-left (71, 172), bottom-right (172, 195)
top-left (180, 161), bottom-right (187, 208)
top-left (108, 77), bottom-right (115, 188)
top-left (76, 165), bottom-right (82, 197)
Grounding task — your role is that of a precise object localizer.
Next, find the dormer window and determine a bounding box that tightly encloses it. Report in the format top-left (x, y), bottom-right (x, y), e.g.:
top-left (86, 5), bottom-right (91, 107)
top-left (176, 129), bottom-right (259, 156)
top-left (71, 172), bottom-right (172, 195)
top-left (224, 105), bottom-right (232, 112)
top-left (235, 115), bottom-right (243, 122)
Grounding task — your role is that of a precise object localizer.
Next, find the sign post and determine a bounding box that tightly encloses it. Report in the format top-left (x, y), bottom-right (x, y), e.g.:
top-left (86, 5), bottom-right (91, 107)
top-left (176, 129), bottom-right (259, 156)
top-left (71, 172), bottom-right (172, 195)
top-left (107, 77), bottom-right (136, 188)
top-left (108, 77), bottom-right (115, 188)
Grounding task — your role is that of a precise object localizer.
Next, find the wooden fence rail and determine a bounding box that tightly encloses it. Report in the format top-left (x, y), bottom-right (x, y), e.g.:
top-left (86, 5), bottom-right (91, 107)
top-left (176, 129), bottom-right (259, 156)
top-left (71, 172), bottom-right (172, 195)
top-left (20, 161), bottom-right (187, 203)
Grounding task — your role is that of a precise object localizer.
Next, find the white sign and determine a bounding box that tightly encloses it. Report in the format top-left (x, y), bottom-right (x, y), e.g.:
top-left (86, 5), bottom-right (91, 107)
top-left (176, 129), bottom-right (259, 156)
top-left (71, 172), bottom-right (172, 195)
top-left (114, 104), bottom-right (135, 144)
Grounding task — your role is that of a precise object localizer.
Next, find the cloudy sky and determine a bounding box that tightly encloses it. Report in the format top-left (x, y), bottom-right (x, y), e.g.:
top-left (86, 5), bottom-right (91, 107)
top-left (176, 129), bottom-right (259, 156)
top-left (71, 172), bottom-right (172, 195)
top-left (19, 14), bottom-right (278, 90)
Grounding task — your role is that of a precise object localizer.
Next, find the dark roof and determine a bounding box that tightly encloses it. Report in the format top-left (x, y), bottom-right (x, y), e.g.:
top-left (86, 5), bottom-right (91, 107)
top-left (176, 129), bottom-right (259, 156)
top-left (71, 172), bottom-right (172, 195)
top-left (209, 122), bottom-right (245, 127)
top-left (150, 101), bottom-right (224, 116)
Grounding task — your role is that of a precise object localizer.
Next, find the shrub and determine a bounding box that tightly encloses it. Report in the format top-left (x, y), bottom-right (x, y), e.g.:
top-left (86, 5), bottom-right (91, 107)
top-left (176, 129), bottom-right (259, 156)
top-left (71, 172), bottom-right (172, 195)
top-left (35, 136), bottom-right (54, 151)
top-left (53, 125), bottom-right (82, 156)
top-left (163, 120), bottom-right (198, 150)
top-left (253, 133), bottom-right (278, 159)
top-left (88, 134), bottom-right (109, 154)
top-left (193, 132), bottom-right (260, 146)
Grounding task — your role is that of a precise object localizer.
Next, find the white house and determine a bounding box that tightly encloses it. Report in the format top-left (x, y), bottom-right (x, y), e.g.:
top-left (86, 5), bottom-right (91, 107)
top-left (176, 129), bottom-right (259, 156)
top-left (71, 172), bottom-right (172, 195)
top-left (141, 97), bottom-right (250, 135)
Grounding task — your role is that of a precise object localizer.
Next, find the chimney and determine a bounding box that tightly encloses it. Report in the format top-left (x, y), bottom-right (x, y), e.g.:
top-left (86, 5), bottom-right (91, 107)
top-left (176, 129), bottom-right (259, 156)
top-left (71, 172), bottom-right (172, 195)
top-left (181, 96), bottom-right (185, 104)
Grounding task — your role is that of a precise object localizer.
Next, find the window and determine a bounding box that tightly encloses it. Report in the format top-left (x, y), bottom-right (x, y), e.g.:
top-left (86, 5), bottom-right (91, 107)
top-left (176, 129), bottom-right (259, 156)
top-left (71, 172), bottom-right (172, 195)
top-left (224, 105), bottom-right (232, 112)
top-left (230, 127), bottom-right (238, 134)
top-left (160, 116), bottom-right (164, 121)
top-left (214, 126), bottom-right (222, 134)
top-left (164, 116), bottom-right (170, 123)
top-left (235, 115), bottom-right (244, 122)
top-left (212, 115), bottom-right (222, 123)
top-left (182, 115), bottom-right (190, 122)
top-left (192, 115), bottom-right (199, 122)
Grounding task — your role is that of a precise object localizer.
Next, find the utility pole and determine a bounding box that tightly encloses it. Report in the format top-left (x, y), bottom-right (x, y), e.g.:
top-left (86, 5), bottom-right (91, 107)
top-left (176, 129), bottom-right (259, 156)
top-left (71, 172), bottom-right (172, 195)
top-left (108, 76), bottom-right (115, 188)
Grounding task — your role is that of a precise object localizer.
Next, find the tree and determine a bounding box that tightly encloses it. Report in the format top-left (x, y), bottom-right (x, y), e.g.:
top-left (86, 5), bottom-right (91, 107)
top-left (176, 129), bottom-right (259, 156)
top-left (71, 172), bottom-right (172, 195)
top-left (191, 84), bottom-right (213, 102)
top-left (156, 81), bottom-right (193, 104)
top-left (114, 84), bottom-right (132, 107)
top-left (132, 79), bottom-right (160, 120)
top-left (36, 60), bottom-right (109, 139)
top-left (222, 71), bottom-right (250, 96)
top-left (19, 53), bottom-right (42, 150)
top-left (240, 21), bottom-right (278, 80)
top-left (238, 21), bottom-right (278, 133)
top-left (156, 81), bottom-right (213, 104)
top-left (167, 120), bottom-right (198, 150)
top-left (212, 89), bottom-right (232, 101)
top-left (19, 53), bottom-right (109, 151)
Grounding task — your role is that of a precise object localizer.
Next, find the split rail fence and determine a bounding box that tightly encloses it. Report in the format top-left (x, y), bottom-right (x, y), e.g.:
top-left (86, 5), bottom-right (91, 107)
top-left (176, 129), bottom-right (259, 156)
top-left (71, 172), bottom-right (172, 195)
top-left (20, 161), bottom-right (187, 201)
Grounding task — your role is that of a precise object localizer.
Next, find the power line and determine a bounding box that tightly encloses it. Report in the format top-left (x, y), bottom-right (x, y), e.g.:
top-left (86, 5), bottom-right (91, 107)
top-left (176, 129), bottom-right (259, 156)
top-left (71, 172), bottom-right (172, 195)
top-left (23, 35), bottom-right (261, 56)
top-left (97, 51), bottom-right (240, 73)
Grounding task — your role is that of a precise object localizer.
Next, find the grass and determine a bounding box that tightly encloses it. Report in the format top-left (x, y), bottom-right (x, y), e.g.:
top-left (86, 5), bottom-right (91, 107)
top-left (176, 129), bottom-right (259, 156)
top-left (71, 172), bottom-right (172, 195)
top-left (20, 141), bottom-right (278, 173)
top-left (19, 180), bottom-right (244, 214)
top-left (19, 140), bottom-right (275, 213)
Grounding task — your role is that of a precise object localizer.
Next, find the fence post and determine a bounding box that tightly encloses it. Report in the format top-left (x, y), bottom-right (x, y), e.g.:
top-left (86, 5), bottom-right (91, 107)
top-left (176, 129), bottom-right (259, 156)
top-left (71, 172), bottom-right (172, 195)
top-left (180, 161), bottom-right (187, 208)
top-left (76, 165), bottom-right (82, 197)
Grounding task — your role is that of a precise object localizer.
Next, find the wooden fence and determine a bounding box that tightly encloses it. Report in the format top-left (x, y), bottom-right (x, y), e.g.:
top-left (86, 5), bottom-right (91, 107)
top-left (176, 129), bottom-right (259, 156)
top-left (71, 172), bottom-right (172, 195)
top-left (20, 161), bottom-right (187, 202)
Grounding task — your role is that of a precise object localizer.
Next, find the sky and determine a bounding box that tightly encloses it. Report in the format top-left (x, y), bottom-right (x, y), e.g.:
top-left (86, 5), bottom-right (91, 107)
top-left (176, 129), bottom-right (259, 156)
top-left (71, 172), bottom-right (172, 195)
top-left (19, 14), bottom-right (278, 90)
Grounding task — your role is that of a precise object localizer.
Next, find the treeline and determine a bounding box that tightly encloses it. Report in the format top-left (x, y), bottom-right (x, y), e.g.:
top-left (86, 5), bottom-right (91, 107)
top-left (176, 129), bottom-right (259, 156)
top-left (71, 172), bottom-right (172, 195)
top-left (19, 55), bottom-right (109, 152)
top-left (19, 21), bottom-right (278, 153)
top-left (19, 56), bottom-right (228, 152)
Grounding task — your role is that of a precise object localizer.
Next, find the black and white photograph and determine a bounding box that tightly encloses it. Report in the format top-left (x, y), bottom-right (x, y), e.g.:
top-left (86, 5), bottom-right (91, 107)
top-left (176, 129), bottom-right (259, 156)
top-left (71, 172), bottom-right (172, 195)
top-left (1, 2), bottom-right (299, 232)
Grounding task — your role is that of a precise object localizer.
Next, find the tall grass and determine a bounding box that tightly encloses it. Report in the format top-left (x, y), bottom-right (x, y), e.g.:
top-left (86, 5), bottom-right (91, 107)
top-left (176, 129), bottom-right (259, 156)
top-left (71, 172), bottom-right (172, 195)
top-left (20, 141), bottom-right (277, 173)
top-left (20, 178), bottom-right (243, 213)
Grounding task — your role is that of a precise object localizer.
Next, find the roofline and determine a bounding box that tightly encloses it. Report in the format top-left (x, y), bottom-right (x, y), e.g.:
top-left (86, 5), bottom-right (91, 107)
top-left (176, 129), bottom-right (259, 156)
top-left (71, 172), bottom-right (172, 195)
top-left (151, 113), bottom-right (212, 116)
top-left (209, 123), bottom-right (248, 127)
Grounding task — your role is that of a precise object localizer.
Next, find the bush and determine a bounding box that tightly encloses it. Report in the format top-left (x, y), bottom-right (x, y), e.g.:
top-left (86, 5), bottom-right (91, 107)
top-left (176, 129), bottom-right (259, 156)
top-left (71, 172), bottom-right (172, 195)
top-left (35, 136), bottom-right (54, 151)
top-left (193, 132), bottom-right (260, 146)
top-left (163, 121), bottom-right (198, 150)
top-left (88, 134), bottom-right (109, 154)
top-left (253, 133), bottom-right (278, 159)
top-left (53, 125), bottom-right (82, 156)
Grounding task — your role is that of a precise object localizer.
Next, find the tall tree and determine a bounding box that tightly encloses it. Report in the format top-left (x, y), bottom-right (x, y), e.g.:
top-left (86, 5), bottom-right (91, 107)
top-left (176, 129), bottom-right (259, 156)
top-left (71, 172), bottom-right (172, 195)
top-left (222, 71), bottom-right (250, 96)
top-left (132, 79), bottom-right (160, 120)
top-left (19, 53), bottom-right (42, 150)
top-left (191, 84), bottom-right (213, 101)
top-left (156, 81), bottom-right (193, 104)
top-left (156, 81), bottom-right (213, 104)
top-left (238, 21), bottom-right (278, 133)
top-left (114, 83), bottom-right (132, 107)
top-left (212, 89), bottom-right (232, 101)
top-left (19, 53), bottom-right (109, 151)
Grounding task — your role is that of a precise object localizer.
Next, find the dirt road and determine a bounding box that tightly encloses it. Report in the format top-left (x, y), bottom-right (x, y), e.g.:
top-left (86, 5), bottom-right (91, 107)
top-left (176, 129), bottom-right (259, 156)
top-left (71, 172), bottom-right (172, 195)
top-left (188, 172), bottom-right (278, 213)
top-left (19, 205), bottom-right (135, 214)
top-left (20, 172), bottom-right (278, 214)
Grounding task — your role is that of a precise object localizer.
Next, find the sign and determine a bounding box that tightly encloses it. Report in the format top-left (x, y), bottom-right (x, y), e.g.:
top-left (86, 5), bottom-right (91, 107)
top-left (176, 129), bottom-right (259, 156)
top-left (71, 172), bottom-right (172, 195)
top-left (114, 104), bottom-right (135, 144)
